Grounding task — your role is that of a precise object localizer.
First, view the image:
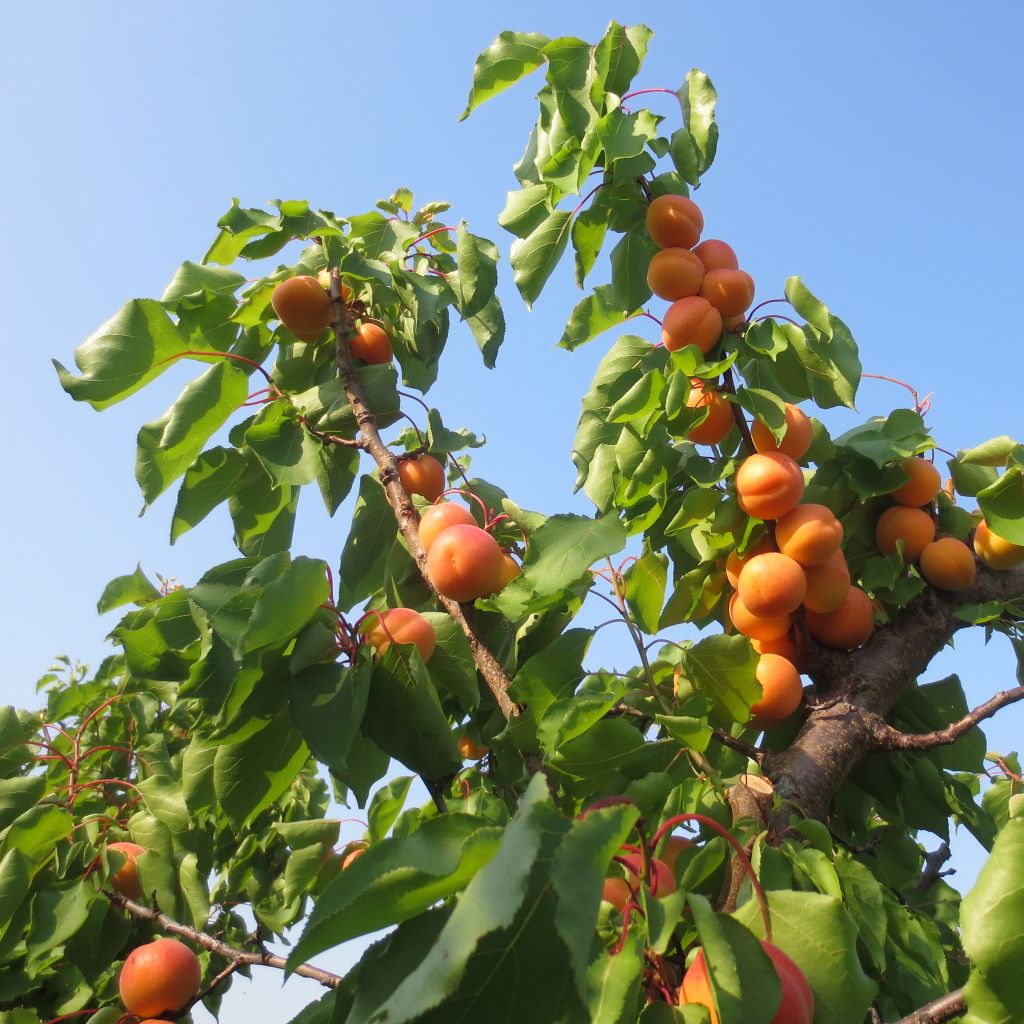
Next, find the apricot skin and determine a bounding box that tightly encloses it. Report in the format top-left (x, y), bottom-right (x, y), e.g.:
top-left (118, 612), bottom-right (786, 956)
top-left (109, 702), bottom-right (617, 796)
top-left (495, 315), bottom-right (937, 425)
top-left (602, 877), bottom-right (632, 912)
top-left (647, 247), bottom-right (705, 301)
top-left (107, 841), bottom-right (146, 900)
top-left (118, 938), bottom-right (201, 1018)
top-left (692, 238), bottom-right (738, 272)
top-left (737, 552), bottom-right (807, 617)
top-left (657, 835), bottom-right (694, 872)
top-left (619, 854), bottom-right (677, 897)
top-left (806, 587), bottom-right (874, 650)
top-left (699, 268), bottom-right (755, 318)
top-left (974, 520), bottom-right (1024, 569)
top-left (426, 524), bottom-right (505, 602)
top-left (751, 404), bottom-right (813, 461)
top-left (729, 593), bottom-right (793, 642)
top-left (684, 381), bottom-right (735, 446)
top-left (458, 734), bottom-right (489, 760)
top-left (418, 502), bottom-right (476, 553)
top-left (351, 322), bottom-right (393, 364)
top-left (920, 538), bottom-right (977, 591)
top-left (661, 296), bottom-right (723, 354)
top-left (398, 454), bottom-right (446, 503)
top-left (271, 276), bottom-right (332, 341)
top-left (646, 194), bottom-right (703, 249)
top-left (775, 504), bottom-right (844, 566)
top-left (753, 632), bottom-right (807, 670)
top-left (361, 608), bottom-right (437, 663)
top-left (752, 653), bottom-right (803, 721)
top-left (725, 535), bottom-right (775, 588)
top-left (890, 457), bottom-right (942, 507)
top-left (876, 506), bottom-right (935, 562)
top-left (802, 550), bottom-right (851, 614)
top-left (736, 452), bottom-right (805, 521)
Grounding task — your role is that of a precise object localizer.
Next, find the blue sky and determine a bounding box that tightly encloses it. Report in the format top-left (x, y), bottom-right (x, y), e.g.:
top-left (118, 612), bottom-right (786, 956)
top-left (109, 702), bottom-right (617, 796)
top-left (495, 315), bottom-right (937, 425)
top-left (2, 1), bottom-right (1023, 1018)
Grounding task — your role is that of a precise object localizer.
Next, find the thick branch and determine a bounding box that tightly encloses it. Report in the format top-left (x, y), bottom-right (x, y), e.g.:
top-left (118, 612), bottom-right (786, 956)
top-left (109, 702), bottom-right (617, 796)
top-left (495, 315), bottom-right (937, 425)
top-left (106, 892), bottom-right (343, 989)
top-left (327, 274), bottom-right (516, 719)
top-left (894, 988), bottom-right (965, 1023)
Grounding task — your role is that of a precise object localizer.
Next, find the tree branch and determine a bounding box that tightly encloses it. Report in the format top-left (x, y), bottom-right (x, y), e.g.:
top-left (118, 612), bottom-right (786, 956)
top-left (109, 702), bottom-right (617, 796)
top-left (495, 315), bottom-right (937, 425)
top-left (917, 841), bottom-right (953, 893)
top-left (106, 891), bottom-right (343, 989)
top-left (893, 988), bottom-right (965, 1023)
top-left (327, 272), bottom-right (517, 720)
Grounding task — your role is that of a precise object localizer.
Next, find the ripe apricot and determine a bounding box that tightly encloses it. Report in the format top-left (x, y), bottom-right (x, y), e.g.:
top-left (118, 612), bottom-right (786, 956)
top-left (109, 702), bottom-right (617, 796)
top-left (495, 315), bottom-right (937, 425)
top-left (752, 632), bottom-right (806, 670)
top-left (646, 194), bottom-right (703, 249)
top-left (657, 835), bottom-right (694, 873)
top-left (661, 295), bottom-right (723, 354)
top-left (973, 519), bottom-right (1024, 570)
top-left (920, 537), bottom-right (977, 591)
top-left (602, 877), bottom-right (632, 912)
top-left (692, 238), bottom-right (738, 272)
top-left (751, 653), bottom-right (803, 721)
top-left (341, 846), bottom-right (366, 870)
top-left (619, 854), bottom-right (677, 897)
top-left (684, 380), bottom-right (735, 446)
top-left (876, 506), bottom-right (935, 562)
top-left (750, 404), bottom-right (813, 461)
top-left (458, 734), bottom-right (489, 760)
top-left (496, 551), bottom-right (522, 591)
top-left (699, 268), bottom-right (755, 319)
top-left (802, 549), bottom-right (851, 614)
top-left (426, 523), bottom-right (505, 602)
top-left (725, 534), bottom-right (775, 588)
top-left (271, 275), bottom-right (332, 341)
top-left (351, 322), bottom-right (393, 365)
top-left (360, 607), bottom-right (436, 663)
top-left (398, 454), bottom-right (446, 503)
top-left (647, 247), bottom-right (705, 301)
top-left (106, 841), bottom-right (146, 899)
top-left (805, 586), bottom-right (874, 650)
top-left (729, 593), bottom-right (793, 642)
top-left (736, 452), bottom-right (805, 521)
top-left (737, 552), bottom-right (807, 617)
top-left (119, 938), bottom-right (201, 1018)
top-left (890, 457), bottom-right (941, 507)
top-left (775, 504), bottom-right (843, 566)
top-left (418, 501), bottom-right (476, 553)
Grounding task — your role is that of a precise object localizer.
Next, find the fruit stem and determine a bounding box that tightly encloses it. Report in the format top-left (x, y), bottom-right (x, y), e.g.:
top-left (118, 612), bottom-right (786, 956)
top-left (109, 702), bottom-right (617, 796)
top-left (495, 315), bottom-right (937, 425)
top-left (746, 298), bottom-right (791, 320)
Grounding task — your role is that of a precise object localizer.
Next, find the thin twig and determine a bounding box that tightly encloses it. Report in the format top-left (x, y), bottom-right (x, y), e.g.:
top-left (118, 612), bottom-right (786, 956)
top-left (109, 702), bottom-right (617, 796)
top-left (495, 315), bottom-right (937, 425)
top-left (893, 988), bottom-right (965, 1024)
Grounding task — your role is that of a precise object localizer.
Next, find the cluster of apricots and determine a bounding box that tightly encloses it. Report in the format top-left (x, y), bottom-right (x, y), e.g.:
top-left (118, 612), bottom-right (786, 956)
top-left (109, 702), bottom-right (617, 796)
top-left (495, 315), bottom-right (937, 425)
top-left (601, 835), bottom-right (691, 912)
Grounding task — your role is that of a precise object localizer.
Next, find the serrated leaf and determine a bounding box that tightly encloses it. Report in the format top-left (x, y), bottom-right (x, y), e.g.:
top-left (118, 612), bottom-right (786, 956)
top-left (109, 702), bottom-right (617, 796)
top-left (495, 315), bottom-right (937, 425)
top-left (594, 22), bottom-right (653, 98)
top-left (461, 31), bottom-right (550, 120)
top-left (510, 210), bottom-right (572, 309)
top-left (161, 261), bottom-right (246, 303)
top-left (171, 446), bottom-right (248, 541)
top-left (560, 284), bottom-right (635, 350)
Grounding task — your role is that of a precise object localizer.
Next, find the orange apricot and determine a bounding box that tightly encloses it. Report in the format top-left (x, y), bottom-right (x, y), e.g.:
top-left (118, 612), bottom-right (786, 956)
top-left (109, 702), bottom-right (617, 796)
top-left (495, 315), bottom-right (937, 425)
top-left (737, 552), bottom-right (807, 617)
top-left (973, 519), bottom-right (1024, 570)
top-left (119, 939), bottom-right (201, 1018)
top-left (875, 506), bottom-right (936, 562)
top-left (725, 534), bottom-right (775, 588)
top-left (752, 632), bottom-right (807, 670)
top-left (458, 734), bottom-right (490, 760)
top-left (602, 877), bottom-right (632, 912)
top-left (350, 321), bottom-right (393, 364)
top-left (271, 275), bottom-right (332, 341)
top-left (619, 854), bottom-right (677, 897)
top-left (661, 296), bottom-right (723, 354)
top-left (341, 846), bottom-right (366, 870)
top-left (890, 457), bottom-right (942, 507)
top-left (360, 607), bottom-right (437, 663)
top-left (496, 551), bottom-right (522, 591)
top-left (398, 454), bottom-right (446, 503)
top-left (751, 653), bottom-right (803, 721)
top-left (646, 194), bottom-right (703, 249)
top-left (920, 537), bottom-right (977, 591)
top-left (750, 404), bottom-right (813, 461)
top-left (805, 586), bottom-right (874, 650)
top-left (418, 501), bottom-right (476, 553)
top-left (657, 835), bottom-right (694, 873)
top-left (692, 238), bottom-right (738, 272)
top-left (802, 549), bottom-right (851, 614)
top-left (699, 268), bottom-right (755, 319)
top-left (736, 452), bottom-right (805, 521)
top-left (729, 592), bottom-right (793, 642)
top-left (106, 841), bottom-right (146, 900)
top-left (684, 380), bottom-right (735, 446)
top-left (426, 523), bottom-right (505, 602)
top-left (647, 247), bottom-right (705, 301)
top-left (775, 504), bottom-right (844, 566)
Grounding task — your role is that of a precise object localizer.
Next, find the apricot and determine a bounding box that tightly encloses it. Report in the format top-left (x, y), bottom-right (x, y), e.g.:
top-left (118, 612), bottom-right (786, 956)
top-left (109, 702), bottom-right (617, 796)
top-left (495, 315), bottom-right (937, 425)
top-left (737, 553), bottom-right (807, 617)
top-left (699, 268), bottom-right (755, 319)
top-left (602, 877), bottom-right (632, 913)
top-left (729, 593), bottom-right (793, 642)
top-left (119, 938), bottom-right (201, 1018)
top-left (876, 506), bottom-right (935, 562)
top-left (360, 607), bottom-right (436, 663)
top-left (316, 269), bottom-right (354, 302)
top-left (398, 454), bottom-right (446, 503)
top-left (775, 504), bottom-right (843, 566)
top-left (920, 537), bottom-right (977, 591)
top-left (619, 854), bottom-right (677, 897)
top-left (657, 835), bottom-right (695, 873)
top-left (736, 452), bottom-right (805, 521)
top-left (426, 523), bottom-right (505, 602)
top-left (418, 501), bottom-right (476, 553)
top-left (725, 534), bottom-right (775, 588)
top-left (106, 841), bottom-right (146, 900)
top-left (661, 296), bottom-right (723, 354)
top-left (647, 247), bottom-right (705, 301)
top-left (496, 551), bottom-right (522, 591)
top-left (646, 194), bottom-right (703, 249)
top-left (271, 275), bottom-right (332, 341)
top-left (751, 653), bottom-right (803, 721)
top-left (750, 404), bottom-right (813, 461)
top-left (802, 549), bottom-right (851, 614)
top-left (752, 632), bottom-right (806, 670)
top-left (890, 457), bottom-right (942, 507)
top-left (680, 941), bottom-right (814, 1024)
top-left (973, 519), bottom-right (1024, 570)
top-left (341, 846), bottom-right (366, 870)
top-left (351, 321), bottom-right (393, 365)
top-left (805, 586), bottom-right (874, 650)
top-left (458, 734), bottom-right (489, 760)
top-left (692, 238), bottom-right (738, 272)
top-left (684, 381), bottom-right (735, 446)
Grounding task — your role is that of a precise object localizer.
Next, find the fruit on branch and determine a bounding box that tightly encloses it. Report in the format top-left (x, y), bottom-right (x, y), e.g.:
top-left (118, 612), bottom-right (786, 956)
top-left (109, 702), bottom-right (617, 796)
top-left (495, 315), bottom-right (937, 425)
top-left (684, 380), bottom-right (735, 446)
top-left (875, 505), bottom-right (936, 561)
top-left (725, 535), bottom-right (775, 587)
top-left (679, 941), bottom-right (814, 1024)
top-left (398, 454), bottom-right (446, 503)
top-left (890, 457), bottom-right (941, 507)
top-left (458, 734), bottom-right (490, 760)
top-left (801, 550), bottom-right (851, 614)
top-left (106, 841), bottom-right (146, 899)
top-left (497, 551), bottom-right (522, 590)
top-left (692, 238), bottom-right (738, 272)
top-left (646, 194), bottom-right (704, 249)
top-left (973, 519), bottom-right (1024, 569)
top-left (699, 268), bottom-right (755, 319)
top-left (750, 403), bottom-right (813, 461)
top-left (602, 877), bottom-right (632, 913)
top-left (426, 523), bottom-right (506, 602)
top-left (271, 275), bottom-right (333, 342)
top-left (360, 608), bottom-right (437, 663)
top-left (316, 269), bottom-right (354, 302)
top-left (752, 632), bottom-right (807, 670)
top-left (737, 553), bottom-right (807, 617)
top-left (418, 501), bottom-right (477, 553)
top-left (619, 854), bottom-right (677, 896)
top-left (647, 247), bottom-right (705, 301)
top-left (118, 938), bottom-right (201, 1018)
top-left (751, 653), bottom-right (803, 722)
top-left (657, 834), bottom-right (694, 872)
top-left (774, 504), bottom-right (844, 566)
top-left (351, 322), bottom-right (394, 365)
top-left (341, 845), bottom-right (366, 870)
top-left (919, 537), bottom-right (977, 591)
top-left (735, 452), bottom-right (805, 520)
top-left (805, 586), bottom-right (874, 650)
top-left (729, 593), bottom-right (793, 642)
top-left (661, 296), bottom-right (723, 354)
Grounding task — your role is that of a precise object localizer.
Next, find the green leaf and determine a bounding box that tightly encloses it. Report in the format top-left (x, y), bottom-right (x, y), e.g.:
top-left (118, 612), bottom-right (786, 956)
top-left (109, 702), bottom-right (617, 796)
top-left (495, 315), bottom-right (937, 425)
top-left (422, 612), bottom-right (479, 710)
top-left (572, 193), bottom-right (611, 287)
top-left (96, 564), bottom-right (161, 613)
top-left (289, 662), bottom-right (371, 778)
top-left (0, 849), bottom-right (36, 942)
top-left (452, 223), bottom-right (499, 319)
top-left (979, 468), bottom-right (1024, 544)
top-left (313, 442), bottom-right (360, 517)
top-left (543, 36), bottom-right (600, 139)
top-left (559, 284), bottom-right (635, 350)
top-left (338, 475), bottom-right (397, 611)
top-left (959, 436), bottom-right (1020, 467)
top-left (0, 779), bottom-right (44, 834)
top-left (367, 776), bottom-right (414, 845)
top-left (161, 260), bottom-right (246, 303)
top-left (245, 399), bottom-right (320, 487)
top-left (624, 550), bottom-right (668, 634)
top-left (678, 634), bottom-right (760, 723)
top-left (676, 70), bottom-right (719, 183)
top-left (228, 460), bottom-right (298, 557)
top-left (610, 225), bottom-right (657, 312)
top-left (239, 555), bottom-right (328, 653)
top-left (510, 210), bottom-right (572, 309)
top-left (460, 31), bottom-right (549, 120)
top-left (171, 446), bottom-right (248, 541)
top-left (498, 184), bottom-right (552, 238)
top-left (594, 22), bottom-right (653, 98)
top-left (462, 292), bottom-right (506, 369)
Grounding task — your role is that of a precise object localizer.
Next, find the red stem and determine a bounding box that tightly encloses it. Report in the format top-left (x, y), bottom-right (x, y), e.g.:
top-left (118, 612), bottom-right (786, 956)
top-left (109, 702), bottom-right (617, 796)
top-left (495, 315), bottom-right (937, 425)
top-left (404, 226), bottom-right (454, 248)
top-left (620, 88), bottom-right (678, 102)
top-left (155, 350), bottom-right (280, 393)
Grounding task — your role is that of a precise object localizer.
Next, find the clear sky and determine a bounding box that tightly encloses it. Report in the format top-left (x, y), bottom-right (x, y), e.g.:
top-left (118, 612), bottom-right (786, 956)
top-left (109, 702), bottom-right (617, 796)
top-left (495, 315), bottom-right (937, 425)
top-left (2, 1), bottom-right (1023, 1019)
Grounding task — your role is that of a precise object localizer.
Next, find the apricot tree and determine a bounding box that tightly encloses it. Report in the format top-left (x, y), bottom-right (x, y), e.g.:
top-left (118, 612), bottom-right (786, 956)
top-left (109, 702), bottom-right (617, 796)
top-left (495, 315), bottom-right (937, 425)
top-left (4, 21), bottom-right (1024, 1024)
